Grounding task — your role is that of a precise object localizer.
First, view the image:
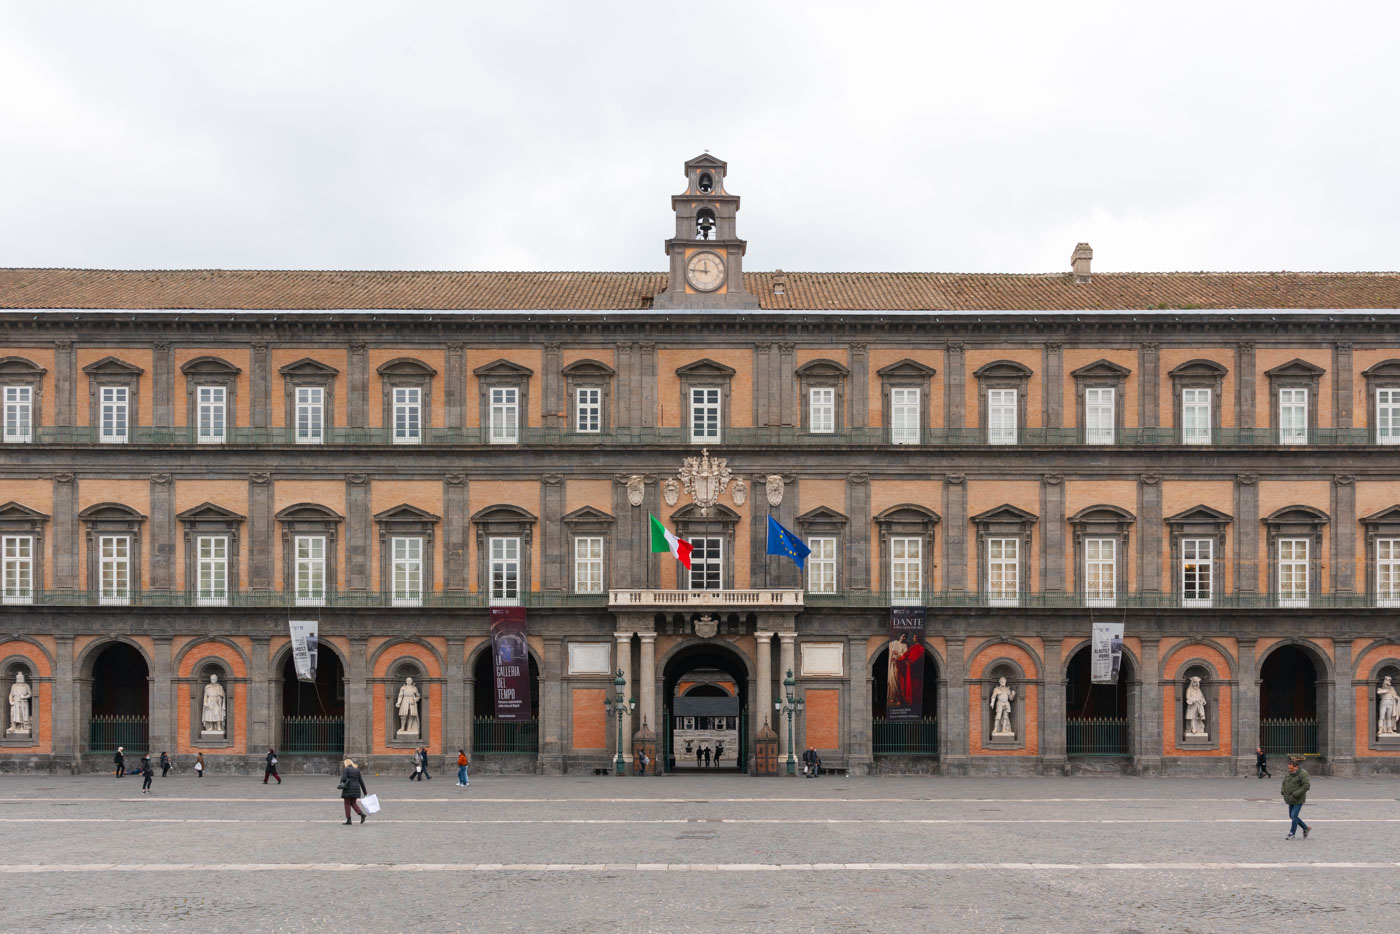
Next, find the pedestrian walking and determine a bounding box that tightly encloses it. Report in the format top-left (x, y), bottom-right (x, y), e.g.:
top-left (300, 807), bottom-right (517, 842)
top-left (802, 745), bottom-right (818, 778)
top-left (338, 757), bottom-right (368, 825)
top-left (713, 743), bottom-right (724, 768)
top-left (113, 746), bottom-right (125, 778)
top-left (695, 746), bottom-right (703, 768)
top-left (1256, 746), bottom-right (1271, 779)
top-left (419, 746), bottom-right (432, 780)
top-left (702, 745), bottom-right (711, 768)
top-left (140, 754), bottom-right (154, 793)
top-left (194, 752), bottom-right (204, 778)
top-left (457, 749), bottom-right (470, 786)
top-left (160, 751), bottom-right (171, 777)
top-left (1281, 758), bottom-right (1311, 839)
top-left (635, 748), bottom-right (649, 775)
top-left (263, 748), bottom-right (281, 784)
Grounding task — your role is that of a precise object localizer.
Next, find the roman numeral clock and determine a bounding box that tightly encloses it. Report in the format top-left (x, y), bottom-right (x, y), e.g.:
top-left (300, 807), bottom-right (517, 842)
top-left (652, 153), bottom-right (761, 310)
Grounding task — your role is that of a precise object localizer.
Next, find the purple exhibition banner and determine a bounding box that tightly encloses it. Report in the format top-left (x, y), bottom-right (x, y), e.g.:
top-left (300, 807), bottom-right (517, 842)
top-left (886, 606), bottom-right (927, 721)
top-left (490, 606), bottom-right (532, 721)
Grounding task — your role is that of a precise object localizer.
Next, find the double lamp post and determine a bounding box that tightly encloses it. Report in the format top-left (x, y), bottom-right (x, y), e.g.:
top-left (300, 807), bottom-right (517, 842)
top-left (603, 668), bottom-right (636, 776)
top-left (775, 668), bottom-right (804, 776)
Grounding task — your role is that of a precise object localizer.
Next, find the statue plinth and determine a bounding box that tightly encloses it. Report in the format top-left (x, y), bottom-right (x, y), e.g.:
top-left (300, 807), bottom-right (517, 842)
top-left (397, 728), bottom-right (420, 738)
top-left (6, 726), bottom-right (31, 735)
top-left (1182, 732), bottom-right (1211, 743)
top-left (990, 730), bottom-right (1017, 741)
top-left (200, 729), bottom-right (225, 737)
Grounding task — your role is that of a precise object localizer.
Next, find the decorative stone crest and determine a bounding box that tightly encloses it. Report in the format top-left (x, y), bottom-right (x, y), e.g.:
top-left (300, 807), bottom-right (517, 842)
top-left (731, 478), bottom-right (747, 507)
top-left (662, 478), bottom-right (681, 507)
top-left (677, 449), bottom-right (731, 517)
top-left (693, 615), bottom-right (719, 639)
top-left (765, 474), bottom-right (784, 507)
top-left (626, 475), bottom-right (646, 507)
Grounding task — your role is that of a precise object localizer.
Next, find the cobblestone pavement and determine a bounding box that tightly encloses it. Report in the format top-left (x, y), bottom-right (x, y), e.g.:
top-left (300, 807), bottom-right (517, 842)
top-left (2, 771), bottom-right (1398, 933)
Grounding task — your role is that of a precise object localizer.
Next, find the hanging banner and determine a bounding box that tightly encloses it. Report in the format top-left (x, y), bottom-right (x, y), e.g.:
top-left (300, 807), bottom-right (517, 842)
top-left (886, 607), bottom-right (927, 721)
top-left (1091, 622), bottom-right (1125, 684)
top-left (289, 619), bottom-right (319, 683)
top-left (490, 606), bottom-right (532, 721)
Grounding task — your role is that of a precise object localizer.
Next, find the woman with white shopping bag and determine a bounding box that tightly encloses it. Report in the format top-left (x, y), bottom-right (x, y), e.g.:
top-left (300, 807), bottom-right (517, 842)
top-left (338, 758), bottom-right (369, 825)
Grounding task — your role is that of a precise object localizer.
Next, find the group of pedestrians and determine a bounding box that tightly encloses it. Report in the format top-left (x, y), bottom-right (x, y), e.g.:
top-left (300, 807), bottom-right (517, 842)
top-left (692, 742), bottom-right (724, 768)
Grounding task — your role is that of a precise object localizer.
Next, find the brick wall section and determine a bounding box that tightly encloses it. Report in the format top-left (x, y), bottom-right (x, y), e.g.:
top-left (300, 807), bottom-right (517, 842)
top-left (572, 688), bottom-right (606, 750)
top-left (805, 688), bottom-right (839, 751)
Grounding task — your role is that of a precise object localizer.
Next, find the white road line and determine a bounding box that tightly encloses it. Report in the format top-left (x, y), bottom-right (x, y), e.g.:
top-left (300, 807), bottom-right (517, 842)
top-left (0, 817), bottom-right (1394, 825)
top-left (2, 861), bottom-right (1398, 873)
top-left (0, 796), bottom-right (1394, 804)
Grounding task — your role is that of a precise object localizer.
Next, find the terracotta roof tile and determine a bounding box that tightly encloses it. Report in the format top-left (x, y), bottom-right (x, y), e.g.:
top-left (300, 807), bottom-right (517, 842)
top-left (0, 268), bottom-right (1397, 311)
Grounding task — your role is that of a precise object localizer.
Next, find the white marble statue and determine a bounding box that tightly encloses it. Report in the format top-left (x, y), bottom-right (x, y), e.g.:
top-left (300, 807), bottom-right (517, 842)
top-left (396, 677), bottom-right (421, 737)
top-left (1185, 675), bottom-right (1207, 736)
top-left (201, 674), bottom-right (226, 734)
top-left (7, 672), bottom-right (32, 735)
top-left (1378, 675), bottom-right (1400, 737)
top-left (990, 676), bottom-right (1016, 736)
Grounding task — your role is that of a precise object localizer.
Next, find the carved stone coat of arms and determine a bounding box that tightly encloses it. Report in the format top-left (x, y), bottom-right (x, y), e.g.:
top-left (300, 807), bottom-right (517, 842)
top-left (678, 448), bottom-right (731, 517)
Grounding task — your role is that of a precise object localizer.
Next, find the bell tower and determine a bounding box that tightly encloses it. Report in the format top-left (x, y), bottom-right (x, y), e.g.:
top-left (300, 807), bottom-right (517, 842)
top-left (653, 154), bottom-right (760, 310)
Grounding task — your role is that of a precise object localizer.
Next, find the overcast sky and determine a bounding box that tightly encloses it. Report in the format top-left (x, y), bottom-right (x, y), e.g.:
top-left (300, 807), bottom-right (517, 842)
top-left (2, 2), bottom-right (1396, 274)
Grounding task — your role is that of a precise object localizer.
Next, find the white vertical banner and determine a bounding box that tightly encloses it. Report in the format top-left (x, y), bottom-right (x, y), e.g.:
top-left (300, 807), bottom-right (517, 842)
top-left (1091, 622), bottom-right (1124, 684)
top-left (289, 619), bottom-right (319, 683)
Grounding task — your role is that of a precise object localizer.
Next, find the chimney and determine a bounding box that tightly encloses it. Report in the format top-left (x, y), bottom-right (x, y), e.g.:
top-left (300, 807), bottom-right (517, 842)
top-left (1071, 243), bottom-right (1093, 283)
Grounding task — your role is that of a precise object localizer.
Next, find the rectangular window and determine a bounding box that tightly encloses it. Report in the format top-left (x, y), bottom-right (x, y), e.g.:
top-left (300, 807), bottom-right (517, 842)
top-left (809, 387), bottom-right (835, 434)
top-left (1279, 388), bottom-right (1308, 445)
top-left (689, 536), bottom-right (722, 590)
top-left (1085, 538), bottom-right (1116, 606)
top-left (987, 537), bottom-right (1019, 605)
top-left (490, 536), bottom-right (520, 603)
top-left (295, 386), bottom-right (324, 444)
top-left (575, 387), bottom-right (601, 434)
top-left (1278, 537), bottom-right (1309, 605)
top-left (393, 387), bottom-right (421, 444)
top-left (890, 536), bottom-right (922, 602)
top-left (197, 535), bottom-right (229, 606)
top-left (1181, 538), bottom-right (1213, 606)
top-left (295, 534), bottom-right (326, 606)
top-left (391, 536), bottom-right (423, 606)
top-left (988, 389), bottom-right (1017, 445)
top-left (490, 387), bottom-right (519, 444)
top-left (1085, 387), bottom-right (1115, 445)
top-left (197, 386), bottom-right (226, 444)
top-left (1182, 388), bottom-right (1211, 445)
top-left (690, 387), bottom-right (720, 443)
top-left (2, 535), bottom-right (34, 604)
top-left (806, 536), bottom-right (837, 594)
top-left (1377, 389), bottom-right (1400, 445)
top-left (574, 536), bottom-right (604, 594)
top-left (1378, 538), bottom-right (1400, 607)
top-left (890, 388), bottom-right (920, 445)
top-left (100, 386), bottom-right (128, 444)
top-left (99, 534), bottom-right (130, 605)
top-left (3, 385), bottom-right (32, 443)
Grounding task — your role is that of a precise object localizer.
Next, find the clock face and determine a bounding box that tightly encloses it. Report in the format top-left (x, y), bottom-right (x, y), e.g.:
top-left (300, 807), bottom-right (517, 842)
top-left (686, 251), bottom-right (726, 292)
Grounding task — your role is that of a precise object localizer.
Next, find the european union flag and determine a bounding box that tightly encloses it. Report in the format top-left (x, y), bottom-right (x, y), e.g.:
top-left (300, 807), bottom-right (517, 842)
top-left (766, 515), bottom-right (811, 570)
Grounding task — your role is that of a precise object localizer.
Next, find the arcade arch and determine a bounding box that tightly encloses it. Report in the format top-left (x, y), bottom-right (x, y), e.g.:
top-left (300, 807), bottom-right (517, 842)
top-left (662, 641), bottom-right (749, 773)
top-left (1065, 643), bottom-right (1137, 760)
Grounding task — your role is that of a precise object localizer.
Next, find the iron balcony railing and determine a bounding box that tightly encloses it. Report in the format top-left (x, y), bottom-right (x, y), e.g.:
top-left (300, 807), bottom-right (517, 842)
top-left (1067, 717), bottom-right (1130, 757)
top-left (4, 588), bottom-right (1398, 610)
top-left (472, 717), bottom-right (539, 756)
top-left (872, 717), bottom-right (939, 757)
top-left (280, 715), bottom-right (345, 755)
top-left (23, 424), bottom-right (1393, 449)
top-left (89, 714), bottom-right (148, 755)
top-left (1261, 718), bottom-right (1320, 757)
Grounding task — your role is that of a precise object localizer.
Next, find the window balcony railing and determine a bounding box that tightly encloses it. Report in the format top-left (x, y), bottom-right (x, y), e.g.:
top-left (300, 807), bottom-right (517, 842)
top-left (18, 424), bottom-right (1389, 448)
top-left (0, 588), bottom-right (612, 609)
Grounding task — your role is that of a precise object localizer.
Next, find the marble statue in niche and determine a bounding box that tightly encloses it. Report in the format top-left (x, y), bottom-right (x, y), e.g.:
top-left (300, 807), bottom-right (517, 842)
top-left (201, 674), bottom-right (226, 735)
top-left (990, 676), bottom-right (1016, 737)
top-left (1184, 675), bottom-right (1208, 736)
top-left (1378, 675), bottom-right (1400, 738)
top-left (396, 677), bottom-right (422, 737)
top-left (7, 672), bottom-right (32, 735)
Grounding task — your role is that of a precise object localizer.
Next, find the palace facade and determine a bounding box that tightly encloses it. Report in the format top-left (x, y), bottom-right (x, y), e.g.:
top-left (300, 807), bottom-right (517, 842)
top-left (3, 155), bottom-right (1400, 776)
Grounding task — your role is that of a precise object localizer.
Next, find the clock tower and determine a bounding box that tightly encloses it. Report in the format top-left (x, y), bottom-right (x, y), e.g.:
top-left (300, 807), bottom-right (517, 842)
top-left (653, 154), bottom-right (760, 310)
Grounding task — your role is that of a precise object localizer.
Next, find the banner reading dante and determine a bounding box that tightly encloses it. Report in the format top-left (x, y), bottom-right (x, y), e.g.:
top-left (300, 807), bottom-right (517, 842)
top-left (490, 606), bottom-right (532, 721)
top-left (886, 607), bottom-right (927, 721)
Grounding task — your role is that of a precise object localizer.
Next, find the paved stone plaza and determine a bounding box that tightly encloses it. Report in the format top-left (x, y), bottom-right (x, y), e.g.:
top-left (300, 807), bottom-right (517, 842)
top-left (2, 772), bottom-right (1398, 933)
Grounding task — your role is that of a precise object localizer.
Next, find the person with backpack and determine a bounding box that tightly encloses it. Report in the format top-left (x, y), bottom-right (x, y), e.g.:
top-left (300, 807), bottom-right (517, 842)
top-left (140, 754), bottom-right (154, 794)
top-left (264, 748), bottom-right (281, 784)
top-left (113, 746), bottom-right (125, 778)
top-left (160, 751), bottom-right (172, 778)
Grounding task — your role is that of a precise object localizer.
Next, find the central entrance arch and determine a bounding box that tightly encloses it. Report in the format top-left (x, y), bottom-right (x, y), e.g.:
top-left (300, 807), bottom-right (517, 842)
top-left (87, 641), bottom-right (149, 756)
top-left (1065, 644), bottom-right (1135, 760)
top-left (277, 647), bottom-right (345, 757)
top-left (1259, 643), bottom-right (1323, 758)
top-left (662, 641), bottom-right (749, 774)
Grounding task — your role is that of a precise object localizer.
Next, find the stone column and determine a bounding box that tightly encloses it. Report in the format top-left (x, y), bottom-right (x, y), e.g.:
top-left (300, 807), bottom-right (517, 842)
top-left (248, 473), bottom-right (274, 591)
top-left (639, 343), bottom-right (657, 428)
top-left (1137, 637), bottom-right (1162, 774)
top-left (540, 476), bottom-right (565, 593)
top-left (1235, 638), bottom-right (1259, 775)
top-left (348, 342), bottom-right (368, 429)
top-left (540, 636), bottom-right (565, 774)
top-left (778, 342), bottom-right (797, 428)
top-left (1236, 342), bottom-right (1256, 429)
top-left (443, 475), bottom-right (468, 591)
top-left (778, 633), bottom-right (796, 766)
top-left (848, 343), bottom-right (868, 429)
top-left (53, 635), bottom-right (75, 764)
top-left (55, 340), bottom-right (75, 427)
top-left (1139, 343), bottom-right (1160, 428)
top-left (1044, 343), bottom-right (1064, 427)
top-left (943, 474), bottom-right (967, 591)
top-left (1330, 639), bottom-right (1354, 771)
top-left (149, 474), bottom-right (175, 591)
top-left (247, 636), bottom-right (271, 755)
top-left (52, 473), bottom-right (78, 590)
top-left (1331, 476), bottom-right (1356, 593)
top-left (754, 342), bottom-right (773, 427)
top-left (1137, 474), bottom-right (1163, 593)
top-left (345, 638), bottom-right (369, 757)
top-left (1333, 342), bottom-right (1354, 429)
top-left (445, 344), bottom-right (466, 430)
top-left (942, 636), bottom-right (967, 771)
top-left (614, 631), bottom-right (633, 765)
top-left (945, 342), bottom-right (965, 430)
top-left (346, 475), bottom-right (370, 592)
top-left (542, 342), bottom-right (563, 430)
top-left (250, 341), bottom-right (270, 429)
top-left (150, 636), bottom-right (173, 755)
top-left (1235, 475), bottom-right (1260, 593)
top-left (1041, 475), bottom-right (1066, 592)
top-left (847, 635), bottom-right (872, 775)
top-left (1041, 639), bottom-right (1066, 769)
top-left (639, 632), bottom-right (657, 745)
top-left (152, 341), bottom-right (174, 427)
top-left (754, 630), bottom-right (773, 770)
top-left (846, 474), bottom-right (871, 592)
top-left (445, 636), bottom-right (466, 753)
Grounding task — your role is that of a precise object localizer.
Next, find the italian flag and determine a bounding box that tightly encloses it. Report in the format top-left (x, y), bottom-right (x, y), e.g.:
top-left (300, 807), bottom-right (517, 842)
top-left (649, 513), bottom-right (693, 569)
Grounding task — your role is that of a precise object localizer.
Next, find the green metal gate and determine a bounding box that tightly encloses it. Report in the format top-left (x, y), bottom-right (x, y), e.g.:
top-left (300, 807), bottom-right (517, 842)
top-left (472, 717), bottom-right (539, 755)
top-left (1261, 718), bottom-right (1319, 757)
top-left (280, 715), bottom-right (344, 755)
top-left (873, 717), bottom-right (939, 757)
top-left (89, 715), bottom-right (148, 754)
top-left (1067, 717), bottom-right (1130, 757)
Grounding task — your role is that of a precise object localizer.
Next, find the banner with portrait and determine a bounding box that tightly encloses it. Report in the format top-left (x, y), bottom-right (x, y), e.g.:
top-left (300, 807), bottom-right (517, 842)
top-left (289, 619), bottom-right (319, 683)
top-left (490, 606), bottom-right (532, 721)
top-left (1091, 622), bottom-right (1125, 684)
top-left (886, 607), bottom-right (927, 721)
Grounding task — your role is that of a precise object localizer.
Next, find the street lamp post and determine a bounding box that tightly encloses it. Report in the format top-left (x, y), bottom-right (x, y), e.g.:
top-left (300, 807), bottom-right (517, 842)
top-left (774, 668), bottom-right (804, 776)
top-left (603, 668), bottom-right (635, 776)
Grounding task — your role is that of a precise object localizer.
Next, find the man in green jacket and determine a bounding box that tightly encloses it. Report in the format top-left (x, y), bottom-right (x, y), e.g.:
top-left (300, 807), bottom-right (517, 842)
top-left (1281, 758), bottom-right (1311, 839)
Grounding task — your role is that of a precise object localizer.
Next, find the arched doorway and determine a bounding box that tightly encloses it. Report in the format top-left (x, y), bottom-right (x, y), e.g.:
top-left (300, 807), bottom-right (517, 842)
top-left (663, 642), bottom-right (748, 774)
top-left (871, 642), bottom-right (939, 760)
top-left (278, 649), bottom-right (345, 756)
top-left (472, 648), bottom-right (540, 758)
top-left (1065, 645), bottom-right (1133, 759)
top-left (88, 642), bottom-right (149, 755)
top-left (1259, 644), bottom-right (1322, 758)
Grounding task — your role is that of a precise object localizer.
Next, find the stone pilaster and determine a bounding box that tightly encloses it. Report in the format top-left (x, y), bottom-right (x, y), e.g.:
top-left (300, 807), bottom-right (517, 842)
top-left (444, 636), bottom-right (466, 752)
top-left (945, 342), bottom-right (965, 429)
top-left (848, 343), bottom-right (868, 429)
top-left (1139, 343), bottom-right (1160, 428)
top-left (1330, 639), bottom-right (1355, 771)
top-left (542, 342), bottom-right (563, 429)
top-left (752, 342), bottom-right (771, 427)
top-left (53, 636), bottom-right (75, 765)
top-left (1044, 343), bottom-right (1063, 427)
top-left (247, 636), bottom-right (271, 755)
top-left (348, 342), bottom-right (368, 428)
top-left (149, 474), bottom-right (175, 591)
top-left (846, 635), bottom-right (871, 775)
top-left (941, 636), bottom-right (967, 771)
top-left (345, 638), bottom-right (369, 757)
top-left (1235, 638), bottom-right (1259, 775)
top-left (1235, 342), bottom-right (1256, 429)
top-left (845, 474), bottom-right (870, 592)
top-left (1234, 474), bottom-right (1259, 593)
top-left (639, 343), bottom-right (657, 428)
top-left (345, 475), bottom-right (370, 592)
top-left (778, 342), bottom-right (796, 428)
top-left (1331, 475), bottom-right (1356, 592)
top-left (1136, 637), bottom-right (1162, 774)
top-left (152, 341), bottom-right (174, 427)
top-left (445, 344), bottom-right (465, 429)
top-left (540, 475), bottom-right (565, 592)
top-left (1137, 474), bottom-right (1162, 593)
top-left (615, 343), bottom-right (636, 430)
top-left (443, 475), bottom-right (468, 591)
top-left (150, 636), bottom-right (173, 754)
top-left (1333, 342), bottom-right (1354, 429)
top-left (749, 474), bottom-right (768, 589)
top-left (250, 342), bottom-right (270, 429)
top-left (1040, 475), bottom-right (1066, 592)
top-left (1041, 639), bottom-right (1066, 769)
top-left (52, 473), bottom-right (78, 590)
top-left (540, 635), bottom-right (565, 773)
top-left (54, 340), bottom-right (75, 427)
top-left (943, 474), bottom-right (967, 592)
